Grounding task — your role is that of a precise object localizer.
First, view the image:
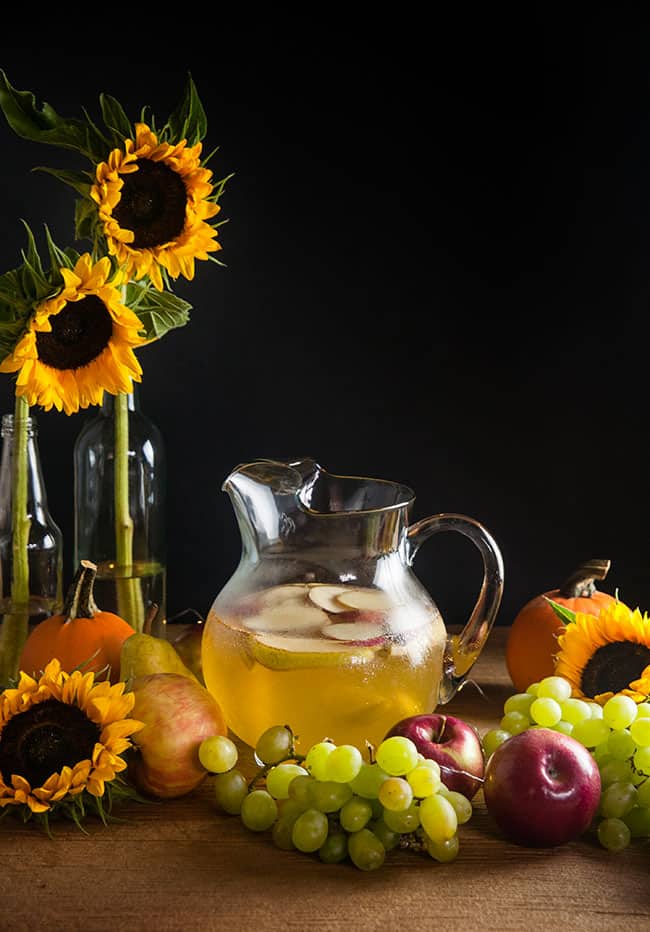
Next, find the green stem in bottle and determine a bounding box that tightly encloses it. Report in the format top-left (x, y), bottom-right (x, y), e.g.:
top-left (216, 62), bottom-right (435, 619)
top-left (0, 394), bottom-right (31, 684)
top-left (114, 390), bottom-right (145, 633)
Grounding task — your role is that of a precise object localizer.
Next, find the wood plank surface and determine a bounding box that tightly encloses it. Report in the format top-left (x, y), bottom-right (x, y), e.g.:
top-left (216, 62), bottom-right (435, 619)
top-left (0, 627), bottom-right (648, 932)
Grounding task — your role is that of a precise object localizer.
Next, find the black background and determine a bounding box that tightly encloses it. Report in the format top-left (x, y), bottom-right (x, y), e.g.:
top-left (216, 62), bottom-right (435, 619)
top-left (1, 16), bottom-right (650, 629)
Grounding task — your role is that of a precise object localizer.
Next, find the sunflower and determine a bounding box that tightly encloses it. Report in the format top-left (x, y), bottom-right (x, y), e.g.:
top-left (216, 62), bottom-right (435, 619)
top-left (0, 658), bottom-right (142, 825)
top-left (91, 123), bottom-right (221, 291)
top-left (554, 600), bottom-right (650, 704)
top-left (0, 253), bottom-right (146, 415)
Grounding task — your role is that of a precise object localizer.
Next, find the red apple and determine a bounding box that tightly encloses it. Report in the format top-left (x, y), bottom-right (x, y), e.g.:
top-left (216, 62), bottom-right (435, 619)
top-left (483, 728), bottom-right (601, 847)
top-left (129, 672), bottom-right (227, 799)
top-left (384, 713), bottom-right (485, 799)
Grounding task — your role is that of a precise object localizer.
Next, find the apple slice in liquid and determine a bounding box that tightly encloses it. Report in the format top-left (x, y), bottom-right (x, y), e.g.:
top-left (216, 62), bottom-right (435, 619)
top-left (308, 584), bottom-right (353, 613)
top-left (334, 589), bottom-right (394, 612)
top-left (321, 621), bottom-right (387, 646)
top-left (245, 601), bottom-right (329, 633)
top-left (251, 633), bottom-right (378, 670)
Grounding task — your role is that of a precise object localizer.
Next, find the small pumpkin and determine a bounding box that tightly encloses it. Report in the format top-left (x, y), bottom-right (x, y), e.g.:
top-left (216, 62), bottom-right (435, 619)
top-left (505, 559), bottom-right (616, 692)
top-left (19, 560), bottom-right (135, 683)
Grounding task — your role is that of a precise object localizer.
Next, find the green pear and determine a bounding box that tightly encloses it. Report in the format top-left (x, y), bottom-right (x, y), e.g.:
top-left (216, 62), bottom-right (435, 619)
top-left (119, 631), bottom-right (200, 687)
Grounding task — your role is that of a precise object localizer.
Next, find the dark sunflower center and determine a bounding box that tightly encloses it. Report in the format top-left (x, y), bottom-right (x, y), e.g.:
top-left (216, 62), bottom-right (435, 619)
top-left (0, 698), bottom-right (100, 789)
top-left (113, 158), bottom-right (187, 248)
top-left (35, 296), bottom-right (113, 371)
top-left (581, 641), bottom-right (650, 697)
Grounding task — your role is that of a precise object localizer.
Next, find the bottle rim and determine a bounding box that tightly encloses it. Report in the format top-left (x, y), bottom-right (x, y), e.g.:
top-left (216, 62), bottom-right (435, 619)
top-left (1, 413), bottom-right (37, 437)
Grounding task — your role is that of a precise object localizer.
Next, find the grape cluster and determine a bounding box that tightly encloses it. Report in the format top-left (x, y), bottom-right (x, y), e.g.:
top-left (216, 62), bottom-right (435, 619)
top-left (482, 675), bottom-right (650, 852)
top-left (198, 726), bottom-right (473, 871)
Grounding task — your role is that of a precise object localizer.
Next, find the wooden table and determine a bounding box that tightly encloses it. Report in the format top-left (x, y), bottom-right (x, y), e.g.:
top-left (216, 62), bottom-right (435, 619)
top-left (1, 628), bottom-right (648, 932)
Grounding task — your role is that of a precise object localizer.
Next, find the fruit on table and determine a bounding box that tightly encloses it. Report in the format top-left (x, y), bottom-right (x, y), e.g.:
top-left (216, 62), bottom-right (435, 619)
top-left (483, 727), bottom-right (601, 847)
top-left (120, 629), bottom-right (199, 685)
top-left (19, 560), bottom-right (134, 684)
top-left (383, 713), bottom-right (485, 800)
top-left (505, 559), bottom-right (616, 691)
top-left (483, 673), bottom-right (650, 852)
top-left (129, 672), bottom-right (227, 798)
top-left (171, 621), bottom-right (205, 684)
top-left (210, 724), bottom-right (475, 870)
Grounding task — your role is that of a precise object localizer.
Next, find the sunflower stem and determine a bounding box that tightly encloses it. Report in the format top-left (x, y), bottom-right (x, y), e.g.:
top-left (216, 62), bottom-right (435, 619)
top-left (0, 395), bottom-right (31, 684)
top-left (114, 390), bottom-right (145, 633)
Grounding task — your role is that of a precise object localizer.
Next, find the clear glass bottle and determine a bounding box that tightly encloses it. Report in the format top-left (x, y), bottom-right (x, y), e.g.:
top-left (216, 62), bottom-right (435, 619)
top-left (0, 412), bottom-right (64, 683)
top-left (73, 389), bottom-right (166, 635)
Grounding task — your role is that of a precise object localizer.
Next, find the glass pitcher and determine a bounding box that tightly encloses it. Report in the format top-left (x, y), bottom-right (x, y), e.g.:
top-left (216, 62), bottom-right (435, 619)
top-left (202, 458), bottom-right (504, 750)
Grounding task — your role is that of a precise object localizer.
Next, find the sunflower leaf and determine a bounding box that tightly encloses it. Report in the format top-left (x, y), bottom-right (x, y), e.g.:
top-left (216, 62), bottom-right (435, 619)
top-left (544, 597), bottom-right (577, 625)
top-left (127, 284), bottom-right (192, 341)
top-left (99, 93), bottom-right (133, 145)
top-left (0, 70), bottom-right (109, 162)
top-left (34, 166), bottom-right (92, 197)
top-left (167, 73), bottom-right (207, 145)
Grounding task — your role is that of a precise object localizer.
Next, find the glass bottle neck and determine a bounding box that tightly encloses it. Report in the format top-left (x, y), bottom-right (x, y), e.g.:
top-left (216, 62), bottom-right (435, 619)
top-left (0, 415), bottom-right (51, 524)
top-left (100, 389), bottom-right (140, 414)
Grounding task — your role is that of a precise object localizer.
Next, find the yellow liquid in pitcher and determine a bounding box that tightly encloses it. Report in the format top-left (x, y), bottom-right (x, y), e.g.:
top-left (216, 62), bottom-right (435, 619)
top-left (202, 582), bottom-right (447, 751)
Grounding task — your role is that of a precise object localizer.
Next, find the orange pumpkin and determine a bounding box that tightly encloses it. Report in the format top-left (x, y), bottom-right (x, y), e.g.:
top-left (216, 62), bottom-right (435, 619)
top-left (505, 559), bottom-right (616, 692)
top-left (19, 560), bottom-right (135, 683)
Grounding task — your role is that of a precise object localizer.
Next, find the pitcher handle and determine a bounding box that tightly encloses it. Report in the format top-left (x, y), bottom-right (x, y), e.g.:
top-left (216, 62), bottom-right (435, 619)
top-left (406, 513), bottom-right (504, 703)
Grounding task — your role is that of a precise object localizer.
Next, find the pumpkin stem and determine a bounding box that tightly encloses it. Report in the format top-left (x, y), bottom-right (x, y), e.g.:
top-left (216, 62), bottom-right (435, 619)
top-left (64, 560), bottom-right (100, 620)
top-left (559, 559), bottom-right (611, 599)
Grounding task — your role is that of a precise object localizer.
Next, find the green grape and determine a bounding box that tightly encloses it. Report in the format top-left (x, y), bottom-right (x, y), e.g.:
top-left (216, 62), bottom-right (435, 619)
top-left (407, 764), bottom-right (441, 797)
top-left (349, 762), bottom-right (390, 798)
top-left (304, 741), bottom-right (336, 779)
top-left (240, 790), bottom-right (279, 831)
top-left (537, 676), bottom-right (572, 702)
top-left (382, 801), bottom-right (421, 833)
top-left (630, 717), bottom-right (650, 747)
top-left (623, 806), bottom-right (650, 838)
top-left (504, 693), bottom-right (535, 716)
top-left (213, 769), bottom-right (248, 815)
top-left (607, 729), bottom-right (636, 761)
top-left (369, 797), bottom-right (384, 819)
top-left (370, 818), bottom-right (400, 851)
top-left (442, 790), bottom-right (472, 825)
top-left (198, 734), bottom-right (239, 774)
top-left (526, 682), bottom-right (541, 696)
top-left (602, 695), bottom-right (638, 730)
top-left (288, 773), bottom-right (315, 805)
top-left (308, 779), bottom-right (353, 813)
top-left (633, 745), bottom-right (650, 775)
top-left (375, 736), bottom-right (419, 776)
top-left (278, 798), bottom-right (307, 825)
top-left (500, 711), bottom-right (530, 735)
top-left (347, 828), bottom-right (386, 871)
top-left (631, 770), bottom-right (647, 787)
top-left (588, 703), bottom-right (604, 720)
top-left (636, 777), bottom-right (650, 808)
top-left (271, 816), bottom-right (296, 851)
top-left (292, 808), bottom-right (329, 852)
top-left (553, 720), bottom-right (574, 736)
top-left (572, 718), bottom-right (611, 748)
top-left (425, 833), bottom-right (460, 863)
top-left (255, 725), bottom-right (294, 765)
top-left (419, 794), bottom-right (458, 843)
top-left (339, 796), bottom-right (373, 832)
top-left (319, 831), bottom-right (348, 864)
top-left (560, 698), bottom-right (592, 725)
top-left (599, 759), bottom-right (634, 787)
top-left (482, 729), bottom-right (511, 757)
top-left (599, 782), bottom-right (637, 819)
top-left (597, 817), bottom-right (631, 852)
top-left (592, 743), bottom-right (612, 765)
top-left (324, 744), bottom-right (363, 783)
top-left (378, 777), bottom-right (414, 812)
top-left (266, 763), bottom-right (309, 799)
top-left (636, 702), bottom-right (650, 718)
top-left (529, 697), bottom-right (562, 727)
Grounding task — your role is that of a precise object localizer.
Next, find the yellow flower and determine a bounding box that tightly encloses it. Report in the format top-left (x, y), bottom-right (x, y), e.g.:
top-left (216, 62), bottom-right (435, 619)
top-left (555, 600), bottom-right (650, 704)
top-left (91, 123), bottom-right (221, 291)
top-left (0, 254), bottom-right (146, 415)
top-left (0, 659), bottom-right (142, 816)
